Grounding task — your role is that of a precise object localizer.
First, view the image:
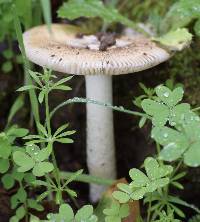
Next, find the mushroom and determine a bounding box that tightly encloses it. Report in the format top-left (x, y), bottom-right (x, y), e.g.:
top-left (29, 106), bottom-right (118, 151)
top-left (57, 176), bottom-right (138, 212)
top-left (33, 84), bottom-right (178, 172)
top-left (23, 24), bottom-right (170, 202)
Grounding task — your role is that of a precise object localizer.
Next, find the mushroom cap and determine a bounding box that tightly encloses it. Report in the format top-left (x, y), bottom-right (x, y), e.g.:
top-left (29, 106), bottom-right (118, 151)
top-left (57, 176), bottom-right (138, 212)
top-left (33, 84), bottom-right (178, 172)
top-left (23, 24), bottom-right (170, 75)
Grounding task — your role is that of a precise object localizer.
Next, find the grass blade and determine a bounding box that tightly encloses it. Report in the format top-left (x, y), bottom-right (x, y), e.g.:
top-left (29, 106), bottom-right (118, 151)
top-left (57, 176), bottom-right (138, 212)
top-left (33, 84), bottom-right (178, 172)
top-left (40, 0), bottom-right (52, 33)
top-left (13, 5), bottom-right (40, 125)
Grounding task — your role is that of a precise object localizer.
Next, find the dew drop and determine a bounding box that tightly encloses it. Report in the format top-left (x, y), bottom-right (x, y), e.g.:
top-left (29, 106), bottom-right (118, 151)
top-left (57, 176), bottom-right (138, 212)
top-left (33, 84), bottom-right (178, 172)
top-left (163, 92), bottom-right (169, 98)
top-left (163, 133), bottom-right (168, 138)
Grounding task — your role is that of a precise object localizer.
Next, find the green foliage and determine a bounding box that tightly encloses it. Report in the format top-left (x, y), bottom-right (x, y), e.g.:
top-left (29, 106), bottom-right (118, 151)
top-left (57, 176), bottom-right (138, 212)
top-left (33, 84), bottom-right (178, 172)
top-left (40, 0), bottom-right (51, 33)
top-left (162, 0), bottom-right (200, 36)
top-left (189, 214), bottom-right (200, 222)
top-left (57, 0), bottom-right (134, 28)
top-left (0, 0), bottom-right (43, 74)
top-left (6, 95), bottom-right (25, 128)
top-left (154, 210), bottom-right (181, 222)
top-left (47, 204), bottom-right (98, 222)
top-left (113, 157), bottom-right (173, 203)
top-left (153, 28), bottom-right (192, 51)
top-left (13, 145), bottom-right (54, 176)
top-left (142, 85), bottom-right (200, 167)
top-left (103, 202), bottom-right (129, 222)
top-left (142, 85), bottom-right (190, 127)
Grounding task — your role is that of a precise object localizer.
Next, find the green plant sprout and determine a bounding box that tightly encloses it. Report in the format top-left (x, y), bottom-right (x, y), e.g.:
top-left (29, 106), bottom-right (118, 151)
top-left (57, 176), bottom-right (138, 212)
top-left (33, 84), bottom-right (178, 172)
top-left (112, 158), bottom-right (173, 203)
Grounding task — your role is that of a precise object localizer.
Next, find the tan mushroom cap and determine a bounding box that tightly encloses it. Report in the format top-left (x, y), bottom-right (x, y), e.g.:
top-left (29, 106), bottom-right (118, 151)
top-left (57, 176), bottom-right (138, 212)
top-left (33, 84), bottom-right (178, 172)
top-left (23, 24), bottom-right (170, 75)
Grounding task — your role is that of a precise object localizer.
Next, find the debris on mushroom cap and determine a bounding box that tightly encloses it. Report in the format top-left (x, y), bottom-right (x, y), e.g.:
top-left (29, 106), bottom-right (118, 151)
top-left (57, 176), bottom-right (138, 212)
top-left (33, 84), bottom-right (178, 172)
top-left (23, 24), bottom-right (171, 75)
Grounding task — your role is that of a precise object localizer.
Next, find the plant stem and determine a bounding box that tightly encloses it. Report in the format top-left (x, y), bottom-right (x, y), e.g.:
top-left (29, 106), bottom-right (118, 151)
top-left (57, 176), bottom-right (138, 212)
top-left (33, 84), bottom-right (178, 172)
top-left (60, 171), bottom-right (115, 185)
top-left (45, 89), bottom-right (62, 204)
top-left (50, 97), bottom-right (149, 120)
top-left (192, 106), bottom-right (200, 112)
top-left (45, 92), bottom-right (51, 136)
top-left (147, 194), bottom-right (152, 222)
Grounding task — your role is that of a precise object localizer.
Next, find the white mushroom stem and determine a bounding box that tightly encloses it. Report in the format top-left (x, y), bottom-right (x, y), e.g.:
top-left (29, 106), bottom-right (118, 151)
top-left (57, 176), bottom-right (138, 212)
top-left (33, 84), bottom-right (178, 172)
top-left (85, 75), bottom-right (116, 202)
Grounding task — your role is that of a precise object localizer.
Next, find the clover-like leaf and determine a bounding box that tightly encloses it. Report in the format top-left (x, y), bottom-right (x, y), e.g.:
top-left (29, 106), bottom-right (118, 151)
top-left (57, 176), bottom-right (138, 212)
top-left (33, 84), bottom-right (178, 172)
top-left (75, 205), bottom-right (97, 222)
top-left (47, 204), bottom-right (74, 222)
top-left (13, 151), bottom-right (35, 172)
top-left (155, 86), bottom-right (184, 107)
top-left (129, 169), bottom-right (149, 187)
top-left (32, 162), bottom-right (54, 177)
top-left (141, 99), bottom-right (169, 127)
top-left (104, 202), bottom-right (129, 222)
top-left (113, 158), bottom-right (172, 203)
top-left (142, 85), bottom-right (190, 127)
top-left (144, 157), bottom-right (173, 180)
top-left (152, 112), bottom-right (200, 167)
top-left (0, 137), bottom-right (12, 159)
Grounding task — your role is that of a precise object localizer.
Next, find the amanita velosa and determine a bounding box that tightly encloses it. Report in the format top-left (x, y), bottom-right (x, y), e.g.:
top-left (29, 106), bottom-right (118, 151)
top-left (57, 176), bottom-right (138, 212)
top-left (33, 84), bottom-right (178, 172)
top-left (23, 24), bottom-right (170, 202)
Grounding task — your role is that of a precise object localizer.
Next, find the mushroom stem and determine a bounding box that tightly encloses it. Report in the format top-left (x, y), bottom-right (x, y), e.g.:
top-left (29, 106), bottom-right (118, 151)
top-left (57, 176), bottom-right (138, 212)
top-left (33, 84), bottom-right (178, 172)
top-left (85, 75), bottom-right (116, 202)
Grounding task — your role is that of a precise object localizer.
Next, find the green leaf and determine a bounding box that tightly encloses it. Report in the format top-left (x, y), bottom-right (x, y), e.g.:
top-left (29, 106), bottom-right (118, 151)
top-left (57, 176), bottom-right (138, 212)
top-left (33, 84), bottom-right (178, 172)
top-left (184, 142), bottom-right (200, 167)
top-left (38, 90), bottom-right (45, 104)
top-left (152, 127), bottom-right (188, 161)
top-left (29, 215), bottom-right (41, 222)
top-left (7, 127), bottom-right (29, 137)
top-left (112, 191), bottom-right (130, 203)
top-left (53, 85), bottom-right (72, 91)
top-left (139, 116), bottom-right (147, 128)
top-left (53, 123), bottom-right (69, 137)
top-left (144, 157), bottom-right (173, 180)
top-left (119, 204), bottom-right (129, 218)
top-left (1, 174), bottom-right (15, 189)
top-left (32, 162), bottom-right (54, 177)
top-left (40, 0), bottom-right (52, 33)
top-left (36, 122), bottom-right (48, 137)
top-left (7, 95), bottom-right (24, 127)
top-left (153, 28), bottom-right (192, 51)
top-left (161, 0), bottom-right (200, 31)
top-left (17, 187), bottom-right (27, 203)
top-left (57, 0), bottom-right (134, 27)
top-left (2, 61), bottom-right (12, 73)
top-left (141, 99), bottom-right (169, 127)
top-left (29, 70), bottom-right (43, 87)
top-left (24, 173), bottom-right (36, 184)
top-left (194, 19), bottom-right (200, 36)
top-left (0, 158), bottom-right (10, 173)
top-left (2, 49), bottom-right (13, 59)
top-left (59, 204), bottom-right (74, 221)
top-left (103, 202), bottom-right (120, 216)
top-left (27, 199), bottom-right (44, 211)
top-left (56, 130), bottom-right (76, 138)
top-left (13, 9), bottom-right (41, 127)
top-left (75, 205), bottom-right (96, 221)
top-left (13, 151), bottom-right (35, 172)
top-left (53, 76), bottom-right (73, 87)
top-left (56, 138), bottom-right (74, 143)
top-left (62, 169), bottom-right (83, 188)
top-left (16, 206), bottom-right (26, 220)
top-left (0, 137), bottom-right (12, 158)
top-left (130, 187), bottom-right (146, 200)
top-left (155, 86), bottom-right (184, 107)
top-left (129, 169), bottom-right (149, 187)
top-left (17, 85), bottom-right (38, 92)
